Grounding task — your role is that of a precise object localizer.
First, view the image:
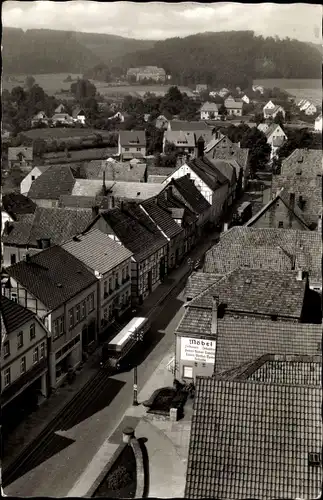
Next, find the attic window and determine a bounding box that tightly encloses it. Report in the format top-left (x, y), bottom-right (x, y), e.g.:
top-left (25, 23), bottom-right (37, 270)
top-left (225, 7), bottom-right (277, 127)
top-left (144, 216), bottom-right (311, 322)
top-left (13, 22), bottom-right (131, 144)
top-left (271, 315), bottom-right (278, 321)
top-left (297, 156), bottom-right (303, 163)
top-left (308, 453), bottom-right (321, 466)
top-left (56, 283), bottom-right (63, 288)
top-left (245, 278), bottom-right (252, 284)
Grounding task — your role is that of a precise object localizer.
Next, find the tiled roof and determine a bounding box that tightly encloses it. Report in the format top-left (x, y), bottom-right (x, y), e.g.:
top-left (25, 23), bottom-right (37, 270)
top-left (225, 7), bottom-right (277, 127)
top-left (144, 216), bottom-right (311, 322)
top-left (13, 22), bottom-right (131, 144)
top-left (189, 156), bottom-right (229, 186)
top-left (214, 317), bottom-right (322, 374)
top-left (157, 188), bottom-right (198, 226)
top-left (185, 377), bottom-right (322, 499)
top-left (264, 123), bottom-right (286, 140)
top-left (140, 199), bottom-right (183, 239)
top-left (62, 229), bottom-right (133, 274)
top-left (2, 207), bottom-right (94, 247)
top-left (203, 226), bottom-right (322, 283)
top-left (164, 130), bottom-right (196, 148)
top-left (1, 294), bottom-right (35, 334)
top-left (98, 203), bottom-right (167, 261)
top-left (200, 102), bottom-right (219, 112)
top-left (187, 268), bottom-right (307, 319)
top-left (2, 193), bottom-right (37, 219)
top-left (8, 147), bottom-right (33, 161)
top-left (147, 166), bottom-right (177, 177)
top-left (224, 100), bottom-right (243, 109)
top-left (119, 130), bottom-right (146, 146)
top-left (280, 149), bottom-right (322, 177)
top-left (109, 181), bottom-right (164, 201)
top-left (147, 175), bottom-right (167, 183)
top-left (246, 187), bottom-right (311, 229)
top-left (184, 271), bottom-right (224, 300)
top-left (72, 107), bottom-right (85, 118)
top-left (205, 136), bottom-right (249, 171)
top-left (28, 165), bottom-right (76, 200)
top-left (72, 179), bottom-right (113, 197)
top-left (83, 161), bottom-right (146, 182)
top-left (204, 135), bottom-right (223, 153)
top-left (171, 175), bottom-right (211, 214)
top-left (271, 175), bottom-right (321, 227)
top-left (205, 158), bottom-right (236, 183)
top-left (59, 195), bottom-right (112, 211)
top-left (51, 113), bottom-right (73, 122)
top-left (168, 120), bottom-right (209, 132)
top-left (6, 246), bottom-right (97, 310)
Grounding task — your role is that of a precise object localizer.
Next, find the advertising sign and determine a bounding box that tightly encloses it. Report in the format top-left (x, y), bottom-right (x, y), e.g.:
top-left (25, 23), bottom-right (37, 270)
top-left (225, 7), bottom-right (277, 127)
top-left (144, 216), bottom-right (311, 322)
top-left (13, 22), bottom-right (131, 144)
top-left (180, 337), bottom-right (216, 364)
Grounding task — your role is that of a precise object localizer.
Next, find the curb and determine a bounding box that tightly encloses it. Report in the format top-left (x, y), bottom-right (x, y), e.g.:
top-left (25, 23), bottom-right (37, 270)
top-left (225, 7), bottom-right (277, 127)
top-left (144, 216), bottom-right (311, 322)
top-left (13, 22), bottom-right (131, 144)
top-left (130, 438), bottom-right (145, 499)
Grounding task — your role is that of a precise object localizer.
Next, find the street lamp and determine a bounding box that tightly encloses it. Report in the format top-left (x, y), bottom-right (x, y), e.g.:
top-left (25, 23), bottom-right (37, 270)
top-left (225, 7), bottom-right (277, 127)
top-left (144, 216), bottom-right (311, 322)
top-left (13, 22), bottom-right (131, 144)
top-left (130, 328), bottom-right (144, 406)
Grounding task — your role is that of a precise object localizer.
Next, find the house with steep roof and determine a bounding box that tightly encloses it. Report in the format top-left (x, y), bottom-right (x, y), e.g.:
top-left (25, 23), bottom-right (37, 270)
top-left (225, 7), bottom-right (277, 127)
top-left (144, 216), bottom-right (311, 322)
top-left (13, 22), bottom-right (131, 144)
top-left (140, 197), bottom-right (185, 271)
top-left (1, 295), bottom-right (49, 410)
top-left (84, 202), bottom-right (168, 304)
top-left (31, 111), bottom-right (49, 127)
top-left (27, 165), bottom-right (77, 207)
top-left (162, 156), bottom-right (229, 227)
top-left (185, 369), bottom-right (321, 499)
top-left (167, 120), bottom-right (209, 132)
top-left (118, 131), bottom-right (146, 161)
top-left (203, 226), bottom-right (322, 291)
top-left (204, 134), bottom-right (249, 190)
top-left (280, 148), bottom-right (322, 177)
top-left (200, 102), bottom-right (219, 120)
top-left (20, 165), bottom-right (49, 196)
top-left (62, 229), bottom-right (133, 339)
top-left (245, 187), bottom-right (313, 231)
top-left (224, 96), bottom-right (243, 116)
top-left (241, 94), bottom-right (250, 104)
top-left (257, 123), bottom-right (287, 159)
top-left (4, 246), bottom-right (98, 388)
top-left (72, 106), bottom-right (86, 125)
top-left (54, 103), bottom-right (66, 114)
top-left (263, 101), bottom-right (286, 119)
top-left (8, 147), bottom-right (33, 171)
top-left (1, 192), bottom-right (37, 232)
top-left (51, 113), bottom-right (74, 126)
top-left (2, 206), bottom-right (94, 268)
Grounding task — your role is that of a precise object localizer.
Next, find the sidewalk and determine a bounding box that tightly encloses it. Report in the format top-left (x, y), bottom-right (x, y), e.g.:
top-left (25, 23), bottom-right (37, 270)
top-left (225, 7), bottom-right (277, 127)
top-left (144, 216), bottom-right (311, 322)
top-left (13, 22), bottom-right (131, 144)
top-left (68, 349), bottom-right (193, 498)
top-left (3, 230), bottom-right (214, 470)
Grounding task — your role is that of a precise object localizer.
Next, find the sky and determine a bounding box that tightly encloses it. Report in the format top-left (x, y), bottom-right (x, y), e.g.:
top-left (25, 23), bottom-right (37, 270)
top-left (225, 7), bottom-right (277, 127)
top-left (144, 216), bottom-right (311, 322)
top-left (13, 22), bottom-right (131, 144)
top-left (2, 1), bottom-right (322, 43)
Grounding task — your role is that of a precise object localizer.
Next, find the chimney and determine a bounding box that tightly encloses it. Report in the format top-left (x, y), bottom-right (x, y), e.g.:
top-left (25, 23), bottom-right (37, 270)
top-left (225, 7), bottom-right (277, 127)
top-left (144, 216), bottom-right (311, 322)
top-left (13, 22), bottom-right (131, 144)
top-left (296, 270), bottom-right (304, 281)
top-left (223, 222), bottom-right (229, 232)
top-left (92, 206), bottom-right (99, 219)
top-left (4, 221), bottom-right (13, 235)
top-left (197, 136), bottom-right (205, 158)
top-left (211, 296), bottom-right (219, 336)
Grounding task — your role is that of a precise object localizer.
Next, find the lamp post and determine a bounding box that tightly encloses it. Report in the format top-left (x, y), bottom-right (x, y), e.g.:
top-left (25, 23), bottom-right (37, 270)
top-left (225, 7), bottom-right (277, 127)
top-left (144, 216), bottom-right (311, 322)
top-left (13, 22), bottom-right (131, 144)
top-left (130, 328), bottom-right (144, 406)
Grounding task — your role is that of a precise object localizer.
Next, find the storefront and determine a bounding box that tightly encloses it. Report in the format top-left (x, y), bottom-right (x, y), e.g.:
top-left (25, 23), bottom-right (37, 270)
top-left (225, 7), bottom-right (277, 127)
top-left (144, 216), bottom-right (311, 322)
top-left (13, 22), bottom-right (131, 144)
top-left (175, 332), bottom-right (216, 382)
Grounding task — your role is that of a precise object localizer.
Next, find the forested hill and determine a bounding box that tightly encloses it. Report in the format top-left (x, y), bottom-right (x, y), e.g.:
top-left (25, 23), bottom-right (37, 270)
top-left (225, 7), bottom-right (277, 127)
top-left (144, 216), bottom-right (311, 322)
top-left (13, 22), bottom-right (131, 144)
top-left (2, 28), bottom-right (155, 74)
top-left (114, 31), bottom-right (322, 87)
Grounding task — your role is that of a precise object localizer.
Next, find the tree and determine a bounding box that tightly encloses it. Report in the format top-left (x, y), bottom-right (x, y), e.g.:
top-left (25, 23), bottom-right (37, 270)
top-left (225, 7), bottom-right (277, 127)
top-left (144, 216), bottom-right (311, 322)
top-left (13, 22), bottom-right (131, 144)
top-left (218, 104), bottom-right (227, 119)
top-left (70, 78), bottom-right (97, 101)
top-left (164, 141), bottom-right (177, 155)
top-left (273, 111), bottom-right (285, 127)
top-left (25, 75), bottom-right (35, 90)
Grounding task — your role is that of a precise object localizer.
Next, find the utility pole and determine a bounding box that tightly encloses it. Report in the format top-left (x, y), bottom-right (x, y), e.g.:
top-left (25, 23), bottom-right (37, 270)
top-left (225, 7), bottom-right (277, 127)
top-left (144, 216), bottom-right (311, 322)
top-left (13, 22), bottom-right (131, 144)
top-left (131, 328), bottom-right (144, 406)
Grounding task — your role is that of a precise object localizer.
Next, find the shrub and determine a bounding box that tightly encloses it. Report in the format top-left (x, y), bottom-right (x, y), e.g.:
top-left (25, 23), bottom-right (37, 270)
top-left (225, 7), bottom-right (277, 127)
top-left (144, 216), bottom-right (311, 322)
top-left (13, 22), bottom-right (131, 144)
top-left (106, 465), bottom-right (132, 491)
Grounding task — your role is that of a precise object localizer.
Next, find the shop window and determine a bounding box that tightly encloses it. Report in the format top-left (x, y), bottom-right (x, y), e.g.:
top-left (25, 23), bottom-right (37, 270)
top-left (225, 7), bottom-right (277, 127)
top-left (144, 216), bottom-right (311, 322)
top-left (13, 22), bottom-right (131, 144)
top-left (20, 356), bottom-right (26, 374)
top-left (17, 331), bottom-right (23, 348)
top-left (4, 367), bottom-right (11, 387)
top-left (183, 366), bottom-right (193, 379)
top-left (30, 323), bottom-right (36, 340)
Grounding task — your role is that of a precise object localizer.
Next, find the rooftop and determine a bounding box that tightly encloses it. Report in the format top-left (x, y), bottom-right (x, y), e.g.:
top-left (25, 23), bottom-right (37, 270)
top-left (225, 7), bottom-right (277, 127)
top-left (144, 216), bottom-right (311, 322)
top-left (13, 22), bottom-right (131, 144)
top-left (119, 130), bottom-right (146, 146)
top-left (83, 161), bottom-right (146, 182)
top-left (1, 294), bottom-right (36, 335)
top-left (62, 229), bottom-right (133, 275)
top-left (168, 120), bottom-right (209, 132)
top-left (140, 199), bottom-right (183, 240)
top-left (28, 165), bottom-right (76, 200)
top-left (185, 271), bottom-right (224, 301)
top-left (170, 175), bottom-right (211, 215)
top-left (185, 376), bottom-right (322, 499)
top-left (8, 147), bottom-right (33, 161)
top-left (203, 226), bottom-right (322, 283)
top-left (2, 193), bottom-right (37, 220)
top-left (280, 148), bottom-right (322, 178)
top-left (6, 246), bottom-right (97, 310)
top-left (186, 268), bottom-right (308, 320)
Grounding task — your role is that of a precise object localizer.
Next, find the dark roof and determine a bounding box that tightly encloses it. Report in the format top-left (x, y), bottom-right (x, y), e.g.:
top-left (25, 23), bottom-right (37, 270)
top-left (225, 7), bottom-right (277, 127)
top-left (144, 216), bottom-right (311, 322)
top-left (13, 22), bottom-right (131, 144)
top-left (72, 107), bottom-right (85, 118)
top-left (206, 135), bottom-right (249, 171)
top-left (2, 193), bottom-right (37, 220)
top-left (28, 165), bottom-right (76, 200)
top-left (119, 130), bottom-right (146, 146)
top-left (6, 246), bottom-right (97, 310)
top-left (214, 317), bottom-right (322, 374)
top-left (187, 268), bottom-right (307, 319)
top-left (206, 158), bottom-right (236, 183)
top-left (203, 226), bottom-right (322, 283)
top-left (184, 271), bottom-right (224, 300)
top-left (83, 161), bottom-right (146, 182)
top-left (157, 188), bottom-right (198, 226)
top-left (96, 203), bottom-right (167, 261)
top-left (2, 207), bottom-right (94, 247)
top-left (186, 377), bottom-right (322, 499)
top-left (147, 165), bottom-right (177, 177)
top-left (171, 175), bottom-right (211, 215)
top-left (59, 195), bottom-right (112, 211)
top-left (140, 198), bottom-right (183, 239)
top-left (246, 187), bottom-right (311, 229)
top-left (168, 120), bottom-right (209, 132)
top-left (186, 157), bottom-right (228, 190)
top-left (1, 294), bottom-right (35, 334)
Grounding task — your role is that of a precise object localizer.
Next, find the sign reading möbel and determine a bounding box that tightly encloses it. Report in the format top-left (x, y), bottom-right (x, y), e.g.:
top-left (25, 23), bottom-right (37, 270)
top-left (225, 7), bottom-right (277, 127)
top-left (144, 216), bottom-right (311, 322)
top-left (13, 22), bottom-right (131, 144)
top-left (180, 337), bottom-right (216, 364)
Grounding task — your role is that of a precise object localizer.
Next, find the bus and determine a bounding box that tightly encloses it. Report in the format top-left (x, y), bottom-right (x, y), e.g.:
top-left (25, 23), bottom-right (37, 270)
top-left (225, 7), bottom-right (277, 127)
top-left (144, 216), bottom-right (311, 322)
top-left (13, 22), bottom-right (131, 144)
top-left (101, 317), bottom-right (151, 371)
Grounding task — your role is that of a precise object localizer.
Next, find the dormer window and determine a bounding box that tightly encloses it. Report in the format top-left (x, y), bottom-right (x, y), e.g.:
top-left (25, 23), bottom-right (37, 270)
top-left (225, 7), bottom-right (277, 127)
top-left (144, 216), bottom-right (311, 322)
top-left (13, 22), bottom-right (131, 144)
top-left (308, 452), bottom-right (321, 467)
top-left (297, 156), bottom-right (303, 163)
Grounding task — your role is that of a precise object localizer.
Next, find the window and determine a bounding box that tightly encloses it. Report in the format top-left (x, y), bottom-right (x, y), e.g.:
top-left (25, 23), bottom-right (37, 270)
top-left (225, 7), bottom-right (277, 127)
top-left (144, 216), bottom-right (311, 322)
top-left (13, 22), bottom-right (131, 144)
top-left (136, 147), bottom-right (141, 152)
top-left (10, 254), bottom-right (16, 265)
top-left (3, 341), bottom-right (10, 358)
top-left (183, 366), bottom-right (193, 379)
top-left (40, 342), bottom-right (45, 359)
top-left (20, 356), bottom-right (26, 374)
top-left (115, 273), bottom-right (119, 288)
top-left (69, 309), bottom-right (74, 329)
top-left (11, 293), bottom-right (18, 303)
top-left (4, 367), bottom-right (11, 387)
top-left (33, 346), bottom-right (39, 364)
top-left (31, 175), bottom-right (35, 181)
top-left (17, 331), bottom-right (23, 348)
top-left (308, 453), bottom-right (321, 467)
top-left (30, 323), bottom-right (36, 340)
top-left (104, 280), bottom-right (108, 296)
top-left (278, 221), bottom-right (284, 228)
top-left (81, 301), bottom-right (86, 320)
top-left (122, 267), bottom-right (126, 281)
top-left (125, 147), bottom-right (129, 151)
top-left (88, 293), bottom-right (94, 312)
top-left (109, 277), bottom-right (113, 291)
top-left (59, 316), bottom-right (64, 335)
top-left (76, 304), bottom-right (81, 323)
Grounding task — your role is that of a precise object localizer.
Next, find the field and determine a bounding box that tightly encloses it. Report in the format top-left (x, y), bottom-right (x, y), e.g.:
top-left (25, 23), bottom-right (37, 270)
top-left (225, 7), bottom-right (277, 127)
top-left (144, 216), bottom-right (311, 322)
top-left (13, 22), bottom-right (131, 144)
top-left (90, 82), bottom-right (195, 98)
top-left (253, 78), bottom-right (322, 106)
top-left (20, 127), bottom-right (112, 141)
top-left (3, 73), bottom-right (82, 95)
